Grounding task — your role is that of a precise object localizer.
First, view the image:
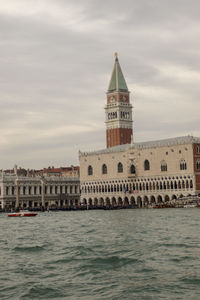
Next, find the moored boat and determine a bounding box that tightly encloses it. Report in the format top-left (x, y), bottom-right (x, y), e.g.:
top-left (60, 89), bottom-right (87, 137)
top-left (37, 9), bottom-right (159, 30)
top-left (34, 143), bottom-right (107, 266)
top-left (183, 203), bottom-right (197, 208)
top-left (8, 211), bottom-right (37, 217)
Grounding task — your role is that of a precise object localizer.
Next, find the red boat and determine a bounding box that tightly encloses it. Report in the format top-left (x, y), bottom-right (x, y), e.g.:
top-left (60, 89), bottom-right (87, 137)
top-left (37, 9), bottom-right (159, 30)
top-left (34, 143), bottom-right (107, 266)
top-left (8, 211), bottom-right (37, 217)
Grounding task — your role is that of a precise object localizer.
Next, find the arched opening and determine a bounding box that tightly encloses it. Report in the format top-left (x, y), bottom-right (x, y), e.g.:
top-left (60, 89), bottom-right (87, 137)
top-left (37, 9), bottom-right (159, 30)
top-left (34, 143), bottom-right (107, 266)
top-left (88, 165), bottom-right (93, 175)
top-left (144, 160), bottom-right (150, 171)
top-left (163, 182), bottom-right (166, 190)
top-left (130, 164), bottom-right (136, 174)
top-left (112, 197), bottom-right (117, 207)
top-left (180, 159), bottom-right (187, 170)
top-left (150, 195), bottom-right (156, 204)
top-left (106, 197), bottom-right (110, 207)
top-left (190, 180), bottom-right (193, 189)
top-left (118, 197), bottom-right (123, 206)
top-left (157, 195), bottom-right (163, 203)
top-left (172, 194), bottom-right (177, 200)
top-left (130, 196), bottom-right (136, 206)
top-left (83, 198), bottom-right (87, 205)
top-left (137, 196), bottom-right (142, 208)
top-left (94, 198), bottom-right (98, 206)
top-left (143, 196), bottom-right (149, 208)
top-left (124, 197), bottom-right (129, 207)
top-left (161, 160), bottom-right (167, 172)
top-left (102, 164), bottom-right (107, 174)
top-left (165, 195), bottom-right (170, 202)
top-left (99, 198), bottom-right (104, 207)
top-left (186, 180), bottom-right (189, 189)
top-left (182, 180), bottom-right (185, 189)
top-left (118, 162), bottom-right (123, 173)
top-left (178, 181), bottom-right (181, 189)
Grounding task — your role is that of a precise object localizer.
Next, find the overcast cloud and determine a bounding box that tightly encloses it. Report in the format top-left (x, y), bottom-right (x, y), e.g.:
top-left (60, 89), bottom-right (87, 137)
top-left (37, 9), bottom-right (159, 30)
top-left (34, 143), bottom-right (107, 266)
top-left (1, 0), bottom-right (200, 169)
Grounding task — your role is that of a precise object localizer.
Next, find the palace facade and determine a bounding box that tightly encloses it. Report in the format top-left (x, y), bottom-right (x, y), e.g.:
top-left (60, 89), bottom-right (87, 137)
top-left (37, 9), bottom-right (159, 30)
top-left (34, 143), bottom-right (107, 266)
top-left (79, 55), bottom-right (200, 208)
top-left (0, 170), bottom-right (80, 210)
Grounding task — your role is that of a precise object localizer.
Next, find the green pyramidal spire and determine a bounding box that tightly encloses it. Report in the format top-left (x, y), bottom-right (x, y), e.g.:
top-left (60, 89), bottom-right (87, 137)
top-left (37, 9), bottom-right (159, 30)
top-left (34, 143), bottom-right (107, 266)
top-left (108, 53), bottom-right (128, 92)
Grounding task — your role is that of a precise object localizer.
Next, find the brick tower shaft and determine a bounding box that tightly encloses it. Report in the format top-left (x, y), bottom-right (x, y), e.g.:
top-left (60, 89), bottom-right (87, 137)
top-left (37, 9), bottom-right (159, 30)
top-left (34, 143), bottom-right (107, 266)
top-left (105, 53), bottom-right (133, 148)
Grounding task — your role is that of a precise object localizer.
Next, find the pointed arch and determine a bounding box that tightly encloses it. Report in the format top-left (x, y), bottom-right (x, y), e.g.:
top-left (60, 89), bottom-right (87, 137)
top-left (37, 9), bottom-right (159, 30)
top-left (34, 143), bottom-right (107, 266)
top-left (130, 164), bottom-right (136, 174)
top-left (118, 162), bottom-right (123, 173)
top-left (144, 160), bottom-right (150, 171)
top-left (88, 165), bottom-right (93, 175)
top-left (161, 160), bottom-right (167, 172)
top-left (102, 164), bottom-right (107, 174)
top-left (180, 159), bottom-right (187, 170)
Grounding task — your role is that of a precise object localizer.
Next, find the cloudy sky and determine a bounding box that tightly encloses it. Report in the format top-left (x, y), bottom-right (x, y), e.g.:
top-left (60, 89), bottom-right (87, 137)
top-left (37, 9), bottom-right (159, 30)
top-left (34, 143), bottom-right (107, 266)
top-left (1, 0), bottom-right (200, 169)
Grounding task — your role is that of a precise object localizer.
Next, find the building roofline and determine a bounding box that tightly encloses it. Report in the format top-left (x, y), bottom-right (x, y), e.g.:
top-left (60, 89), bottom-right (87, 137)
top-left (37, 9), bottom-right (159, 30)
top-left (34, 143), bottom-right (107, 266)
top-left (79, 135), bottom-right (200, 157)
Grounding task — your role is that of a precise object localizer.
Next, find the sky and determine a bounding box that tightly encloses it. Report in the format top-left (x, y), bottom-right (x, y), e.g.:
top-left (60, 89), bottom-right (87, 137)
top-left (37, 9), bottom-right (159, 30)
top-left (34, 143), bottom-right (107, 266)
top-left (1, 0), bottom-right (200, 169)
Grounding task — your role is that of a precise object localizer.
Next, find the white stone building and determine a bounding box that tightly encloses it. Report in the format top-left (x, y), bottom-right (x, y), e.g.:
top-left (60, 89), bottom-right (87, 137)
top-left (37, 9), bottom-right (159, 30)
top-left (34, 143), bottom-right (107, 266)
top-left (0, 172), bottom-right (80, 210)
top-left (79, 55), bottom-right (200, 208)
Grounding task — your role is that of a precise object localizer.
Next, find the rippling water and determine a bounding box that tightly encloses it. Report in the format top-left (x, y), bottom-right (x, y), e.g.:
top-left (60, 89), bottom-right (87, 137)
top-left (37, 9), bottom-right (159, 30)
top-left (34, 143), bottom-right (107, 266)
top-left (0, 209), bottom-right (200, 299)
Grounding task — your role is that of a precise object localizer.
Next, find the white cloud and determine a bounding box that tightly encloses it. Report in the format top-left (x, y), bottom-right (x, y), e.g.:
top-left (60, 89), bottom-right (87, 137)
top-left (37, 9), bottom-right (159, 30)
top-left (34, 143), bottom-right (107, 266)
top-left (0, 0), bottom-right (200, 168)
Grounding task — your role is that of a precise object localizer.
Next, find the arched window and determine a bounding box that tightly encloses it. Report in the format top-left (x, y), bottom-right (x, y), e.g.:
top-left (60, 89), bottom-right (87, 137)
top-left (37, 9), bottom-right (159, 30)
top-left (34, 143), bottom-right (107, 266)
top-left (180, 159), bottom-right (187, 170)
top-left (102, 164), bottom-right (107, 174)
top-left (88, 165), bottom-right (93, 175)
top-left (130, 164), bottom-right (136, 174)
top-left (196, 160), bottom-right (200, 170)
top-left (118, 162), bottom-right (123, 173)
top-left (161, 161), bottom-right (167, 172)
top-left (144, 160), bottom-right (150, 171)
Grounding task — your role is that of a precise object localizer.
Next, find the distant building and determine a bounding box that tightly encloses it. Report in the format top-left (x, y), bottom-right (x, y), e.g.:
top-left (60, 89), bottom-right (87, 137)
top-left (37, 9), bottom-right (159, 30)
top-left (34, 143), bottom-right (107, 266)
top-left (4, 165), bottom-right (80, 178)
top-left (36, 166), bottom-right (80, 177)
top-left (0, 166), bottom-right (80, 210)
top-left (79, 54), bottom-right (200, 208)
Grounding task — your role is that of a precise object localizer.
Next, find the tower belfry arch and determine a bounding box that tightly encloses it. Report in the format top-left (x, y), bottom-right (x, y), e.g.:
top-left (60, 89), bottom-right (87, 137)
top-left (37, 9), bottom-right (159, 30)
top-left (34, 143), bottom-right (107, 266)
top-left (105, 53), bottom-right (133, 148)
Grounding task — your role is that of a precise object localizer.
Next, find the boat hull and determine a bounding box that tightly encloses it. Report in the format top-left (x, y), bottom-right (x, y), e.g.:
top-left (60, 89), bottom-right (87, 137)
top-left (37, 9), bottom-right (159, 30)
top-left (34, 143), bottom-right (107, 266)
top-left (8, 212), bottom-right (37, 217)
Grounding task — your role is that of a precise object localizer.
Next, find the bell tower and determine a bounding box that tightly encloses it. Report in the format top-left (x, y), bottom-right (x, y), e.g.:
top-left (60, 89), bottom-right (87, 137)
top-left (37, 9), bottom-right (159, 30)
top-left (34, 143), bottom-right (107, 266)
top-left (105, 53), bottom-right (133, 148)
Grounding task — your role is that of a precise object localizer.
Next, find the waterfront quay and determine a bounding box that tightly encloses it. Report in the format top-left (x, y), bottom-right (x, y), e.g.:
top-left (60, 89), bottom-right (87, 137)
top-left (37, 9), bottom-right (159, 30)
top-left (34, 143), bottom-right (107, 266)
top-left (1, 172), bottom-right (200, 212)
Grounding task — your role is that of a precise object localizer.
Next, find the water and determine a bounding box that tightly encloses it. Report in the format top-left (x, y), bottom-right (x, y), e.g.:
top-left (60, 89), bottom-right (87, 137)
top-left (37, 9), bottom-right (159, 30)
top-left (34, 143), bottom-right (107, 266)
top-left (0, 209), bottom-right (200, 300)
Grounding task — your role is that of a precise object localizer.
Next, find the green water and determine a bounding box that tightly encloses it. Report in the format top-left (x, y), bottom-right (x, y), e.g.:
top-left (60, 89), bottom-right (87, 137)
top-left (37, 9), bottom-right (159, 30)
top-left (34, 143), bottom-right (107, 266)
top-left (0, 209), bottom-right (200, 299)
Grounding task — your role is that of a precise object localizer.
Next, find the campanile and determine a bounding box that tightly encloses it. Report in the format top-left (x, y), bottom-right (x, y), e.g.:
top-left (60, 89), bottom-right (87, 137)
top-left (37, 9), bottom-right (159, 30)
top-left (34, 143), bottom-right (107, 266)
top-left (105, 53), bottom-right (133, 148)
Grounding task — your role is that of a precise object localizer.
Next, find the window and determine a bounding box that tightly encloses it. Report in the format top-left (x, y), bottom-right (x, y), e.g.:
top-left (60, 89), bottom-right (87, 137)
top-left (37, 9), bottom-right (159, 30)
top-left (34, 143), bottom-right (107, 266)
top-left (180, 159), bottom-right (187, 170)
top-left (130, 164), bottom-right (136, 174)
top-left (144, 160), bottom-right (150, 171)
top-left (161, 161), bottom-right (167, 172)
top-left (118, 162), bottom-right (123, 173)
top-left (196, 160), bottom-right (200, 170)
top-left (88, 165), bottom-right (93, 175)
top-left (102, 164), bottom-right (107, 174)
top-left (197, 146), bottom-right (200, 154)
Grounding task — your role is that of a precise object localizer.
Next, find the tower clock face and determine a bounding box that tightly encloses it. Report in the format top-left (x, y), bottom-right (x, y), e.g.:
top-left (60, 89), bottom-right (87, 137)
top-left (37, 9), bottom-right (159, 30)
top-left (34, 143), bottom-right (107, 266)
top-left (120, 95), bottom-right (128, 103)
top-left (110, 96), bottom-right (115, 103)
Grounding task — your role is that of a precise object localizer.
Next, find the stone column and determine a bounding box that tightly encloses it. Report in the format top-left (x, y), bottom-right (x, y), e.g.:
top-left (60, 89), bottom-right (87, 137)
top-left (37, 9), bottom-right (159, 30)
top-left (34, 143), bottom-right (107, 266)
top-left (41, 180), bottom-right (45, 208)
top-left (15, 179), bottom-right (19, 209)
